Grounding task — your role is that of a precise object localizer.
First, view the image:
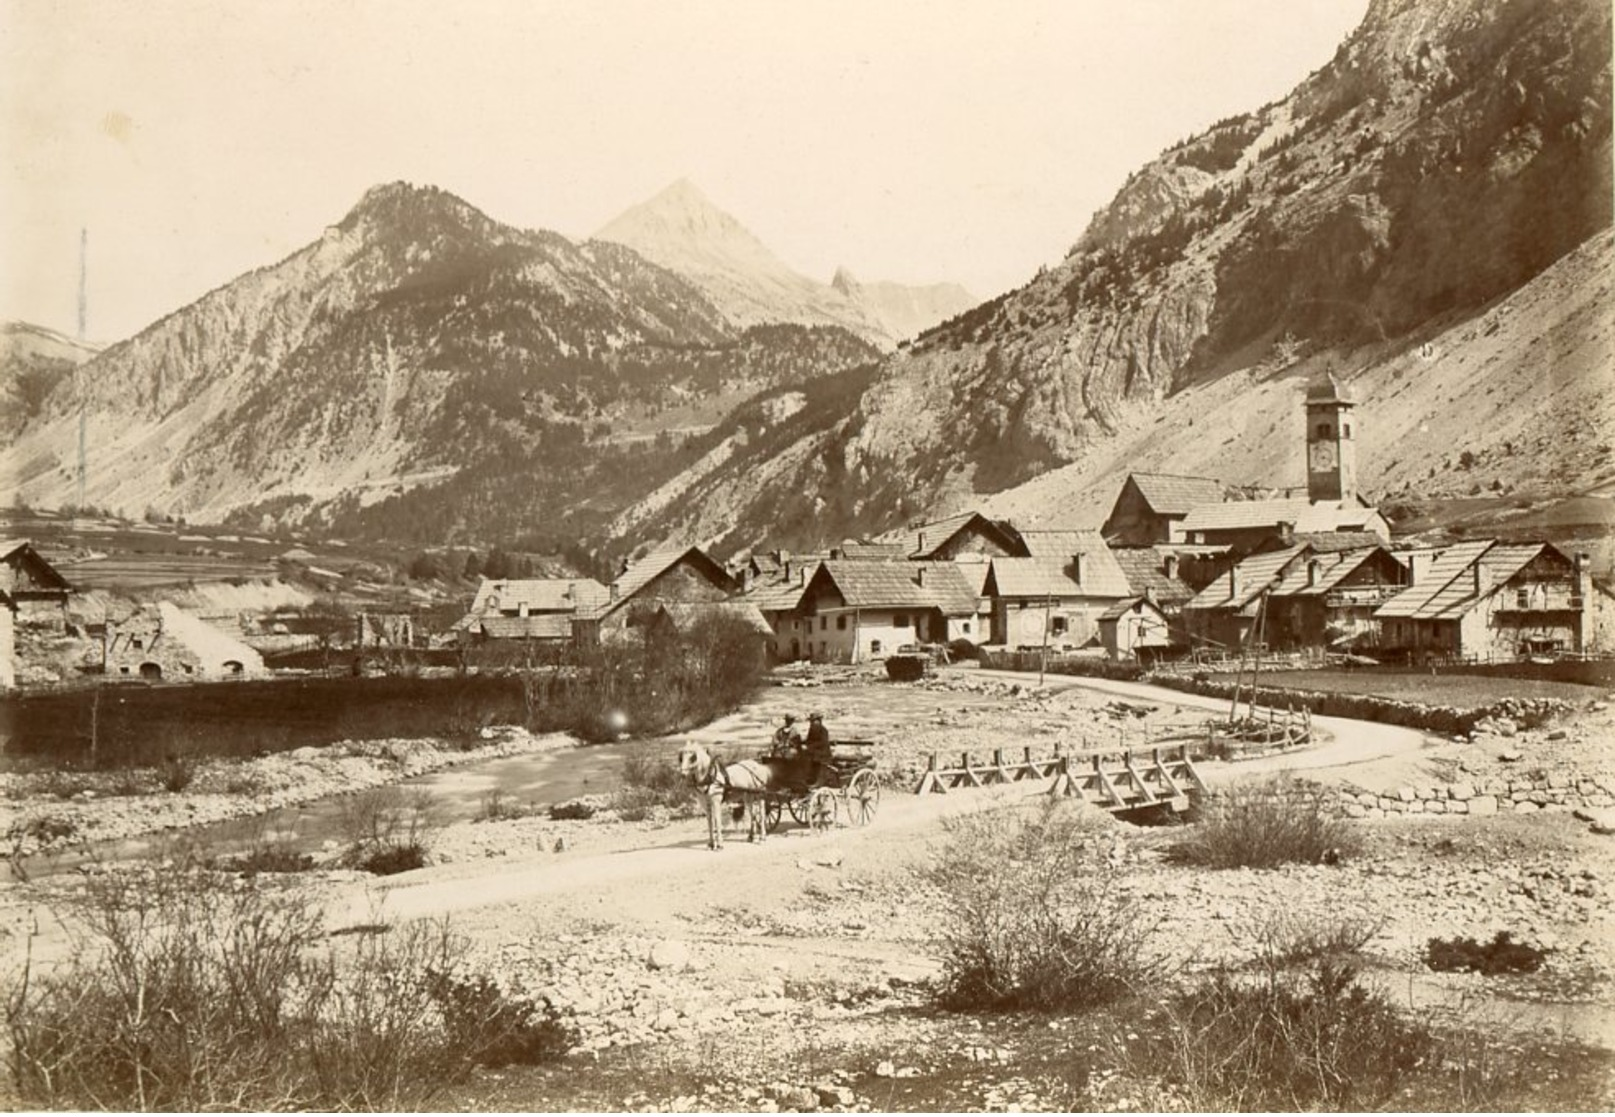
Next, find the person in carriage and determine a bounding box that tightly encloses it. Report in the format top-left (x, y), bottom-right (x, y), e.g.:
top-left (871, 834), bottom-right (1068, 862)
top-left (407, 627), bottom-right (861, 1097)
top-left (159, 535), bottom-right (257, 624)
top-left (804, 712), bottom-right (833, 784)
top-left (770, 714), bottom-right (804, 758)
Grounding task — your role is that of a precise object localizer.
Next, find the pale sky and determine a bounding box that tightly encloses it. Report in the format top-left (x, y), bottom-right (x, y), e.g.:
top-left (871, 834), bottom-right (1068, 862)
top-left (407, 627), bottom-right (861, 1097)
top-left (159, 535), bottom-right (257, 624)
top-left (2, 0), bottom-right (1367, 343)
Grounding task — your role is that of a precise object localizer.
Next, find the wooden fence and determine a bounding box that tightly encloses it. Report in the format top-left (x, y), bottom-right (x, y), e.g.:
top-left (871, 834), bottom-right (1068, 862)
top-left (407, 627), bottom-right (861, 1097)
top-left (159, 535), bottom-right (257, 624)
top-left (914, 745), bottom-right (1066, 794)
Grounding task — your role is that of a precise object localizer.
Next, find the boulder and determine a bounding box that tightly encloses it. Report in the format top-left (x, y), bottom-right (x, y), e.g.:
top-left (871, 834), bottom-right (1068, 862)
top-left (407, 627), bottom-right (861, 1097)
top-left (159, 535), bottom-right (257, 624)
top-left (647, 940), bottom-right (692, 972)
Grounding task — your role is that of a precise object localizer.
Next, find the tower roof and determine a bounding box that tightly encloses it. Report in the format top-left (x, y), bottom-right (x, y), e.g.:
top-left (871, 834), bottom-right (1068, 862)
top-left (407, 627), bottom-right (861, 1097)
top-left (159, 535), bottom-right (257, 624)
top-left (1306, 371), bottom-right (1354, 405)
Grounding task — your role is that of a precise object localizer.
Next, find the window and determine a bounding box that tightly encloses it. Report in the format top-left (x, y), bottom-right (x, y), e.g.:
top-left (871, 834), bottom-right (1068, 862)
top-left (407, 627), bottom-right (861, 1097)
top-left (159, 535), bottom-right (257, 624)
top-left (1051, 616), bottom-right (1068, 636)
top-left (962, 621), bottom-right (971, 634)
top-left (1516, 589), bottom-right (1530, 609)
top-left (836, 615), bottom-right (847, 631)
top-left (870, 639), bottom-right (882, 655)
top-left (131, 636), bottom-right (143, 650)
top-left (894, 613), bottom-right (909, 627)
top-left (1343, 422), bottom-right (1352, 438)
top-left (820, 616), bottom-right (827, 631)
top-left (1316, 423), bottom-right (1330, 438)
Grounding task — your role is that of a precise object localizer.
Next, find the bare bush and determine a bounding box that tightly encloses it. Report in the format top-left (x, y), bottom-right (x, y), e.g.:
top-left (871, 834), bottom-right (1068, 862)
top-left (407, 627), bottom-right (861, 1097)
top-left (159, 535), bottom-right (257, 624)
top-left (611, 751), bottom-right (694, 821)
top-left (1172, 777), bottom-right (1360, 869)
top-left (1134, 958), bottom-right (1436, 1111)
top-left (338, 786), bottom-right (438, 874)
top-left (922, 799), bottom-right (1165, 1011)
top-left (1242, 909), bottom-right (1386, 966)
top-left (5, 867), bottom-right (572, 1110)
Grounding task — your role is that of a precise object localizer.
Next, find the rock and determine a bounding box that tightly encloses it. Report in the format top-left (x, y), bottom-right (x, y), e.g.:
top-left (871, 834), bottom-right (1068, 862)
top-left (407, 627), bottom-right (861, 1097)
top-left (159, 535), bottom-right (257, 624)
top-left (1470, 796), bottom-right (1499, 815)
top-left (1448, 782), bottom-right (1474, 801)
top-left (1573, 807), bottom-right (1615, 835)
top-left (815, 1083), bottom-right (855, 1107)
top-left (1499, 750), bottom-right (1523, 763)
top-left (647, 940), bottom-right (692, 972)
top-left (874, 1060), bottom-right (896, 1078)
top-left (1496, 718), bottom-right (1518, 738)
top-left (782, 1085), bottom-right (819, 1111)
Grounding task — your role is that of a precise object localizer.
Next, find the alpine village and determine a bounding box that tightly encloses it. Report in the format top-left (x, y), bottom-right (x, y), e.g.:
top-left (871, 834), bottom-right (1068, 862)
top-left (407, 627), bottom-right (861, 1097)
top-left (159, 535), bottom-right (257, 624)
top-left (2, 0), bottom-right (1614, 1112)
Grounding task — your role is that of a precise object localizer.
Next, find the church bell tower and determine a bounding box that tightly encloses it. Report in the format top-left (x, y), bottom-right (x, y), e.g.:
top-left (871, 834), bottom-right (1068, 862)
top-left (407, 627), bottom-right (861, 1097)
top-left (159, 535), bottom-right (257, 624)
top-left (1305, 372), bottom-right (1357, 503)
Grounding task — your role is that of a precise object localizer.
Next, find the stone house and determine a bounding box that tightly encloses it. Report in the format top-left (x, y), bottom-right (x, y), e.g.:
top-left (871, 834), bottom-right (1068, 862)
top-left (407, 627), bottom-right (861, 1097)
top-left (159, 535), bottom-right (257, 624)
top-left (876, 511), bottom-right (1024, 561)
top-left (1175, 497), bottom-right (1391, 551)
top-left (101, 601), bottom-right (266, 680)
top-left (1375, 541), bottom-right (1591, 662)
top-left (573, 547), bottom-right (739, 645)
top-left (1101, 473), bottom-right (1224, 545)
top-left (1, 540), bottom-right (75, 689)
top-left (457, 576), bottom-right (609, 642)
top-left (788, 561), bottom-right (979, 663)
top-left (981, 543), bottom-right (1131, 650)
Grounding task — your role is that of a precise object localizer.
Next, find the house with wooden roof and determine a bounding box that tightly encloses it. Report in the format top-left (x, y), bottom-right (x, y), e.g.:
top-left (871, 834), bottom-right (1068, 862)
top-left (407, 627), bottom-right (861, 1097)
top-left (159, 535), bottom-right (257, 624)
top-left (1102, 473), bottom-right (1225, 545)
top-left (1175, 497), bottom-right (1390, 551)
top-left (573, 546), bottom-right (739, 644)
top-left (456, 576), bottom-right (610, 642)
top-left (1184, 542), bottom-right (1407, 653)
top-left (1374, 541), bottom-right (1591, 662)
top-left (2, 540), bottom-right (76, 689)
top-left (981, 535), bottom-right (1131, 649)
top-left (100, 600), bottom-right (266, 681)
top-left (791, 560), bottom-right (979, 663)
top-left (876, 511), bottom-right (1023, 561)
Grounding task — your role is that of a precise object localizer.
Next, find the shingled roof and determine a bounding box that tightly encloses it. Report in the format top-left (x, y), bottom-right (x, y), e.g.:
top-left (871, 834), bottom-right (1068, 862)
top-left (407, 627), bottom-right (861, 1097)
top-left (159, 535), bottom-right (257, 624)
top-left (987, 550), bottom-right (1131, 599)
top-left (1178, 498), bottom-right (1382, 536)
top-left (1187, 545), bottom-right (1308, 612)
top-left (655, 602), bottom-right (774, 637)
top-left (1376, 541), bottom-right (1566, 620)
top-left (469, 577), bottom-right (609, 615)
top-left (1111, 546), bottom-right (1196, 608)
top-left (1125, 473), bottom-right (1225, 516)
top-left (812, 561), bottom-right (978, 616)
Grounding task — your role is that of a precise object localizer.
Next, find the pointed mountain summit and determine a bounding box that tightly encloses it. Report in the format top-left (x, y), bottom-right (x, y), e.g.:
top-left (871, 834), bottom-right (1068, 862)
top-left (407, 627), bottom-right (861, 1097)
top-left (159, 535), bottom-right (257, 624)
top-left (596, 180), bottom-right (889, 343)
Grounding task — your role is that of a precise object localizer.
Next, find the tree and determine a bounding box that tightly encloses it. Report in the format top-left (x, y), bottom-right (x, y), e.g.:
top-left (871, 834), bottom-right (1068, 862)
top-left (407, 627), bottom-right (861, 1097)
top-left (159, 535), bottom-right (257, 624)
top-left (463, 551), bottom-right (483, 580)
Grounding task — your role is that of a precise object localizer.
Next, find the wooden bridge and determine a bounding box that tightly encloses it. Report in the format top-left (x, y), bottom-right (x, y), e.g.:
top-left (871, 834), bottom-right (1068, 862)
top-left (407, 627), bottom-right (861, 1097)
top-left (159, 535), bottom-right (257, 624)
top-left (914, 743), bottom-right (1207, 814)
top-left (1047, 744), bottom-right (1207, 813)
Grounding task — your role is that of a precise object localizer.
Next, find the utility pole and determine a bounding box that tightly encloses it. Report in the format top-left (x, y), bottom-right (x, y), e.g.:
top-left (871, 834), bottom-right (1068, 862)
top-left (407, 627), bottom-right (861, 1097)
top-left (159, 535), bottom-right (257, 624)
top-left (1038, 593), bottom-right (1053, 687)
top-left (75, 228), bottom-right (89, 516)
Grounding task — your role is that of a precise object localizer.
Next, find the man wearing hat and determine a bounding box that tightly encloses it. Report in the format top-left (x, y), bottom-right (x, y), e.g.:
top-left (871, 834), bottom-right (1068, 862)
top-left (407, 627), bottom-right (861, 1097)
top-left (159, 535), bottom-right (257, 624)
top-left (771, 713), bottom-right (803, 758)
top-left (804, 712), bottom-right (833, 783)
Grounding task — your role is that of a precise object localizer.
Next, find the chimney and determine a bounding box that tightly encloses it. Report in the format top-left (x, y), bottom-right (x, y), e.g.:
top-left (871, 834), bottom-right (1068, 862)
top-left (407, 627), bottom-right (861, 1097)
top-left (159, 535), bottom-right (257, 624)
top-left (1228, 566), bottom-right (1240, 601)
top-left (1406, 552), bottom-right (1429, 585)
top-left (1574, 552), bottom-right (1590, 603)
top-left (1307, 559), bottom-right (1322, 588)
top-left (1163, 553), bottom-right (1180, 581)
top-left (609, 583), bottom-right (620, 603)
top-left (1278, 520), bottom-right (1296, 546)
top-left (741, 568), bottom-right (755, 592)
top-left (915, 566), bottom-right (926, 587)
top-left (1472, 561), bottom-right (1485, 597)
top-left (799, 566), bottom-right (808, 588)
top-left (783, 559), bottom-right (793, 583)
top-left (565, 581), bottom-right (574, 600)
top-left (916, 532), bottom-right (926, 555)
top-left (1072, 553), bottom-right (1084, 585)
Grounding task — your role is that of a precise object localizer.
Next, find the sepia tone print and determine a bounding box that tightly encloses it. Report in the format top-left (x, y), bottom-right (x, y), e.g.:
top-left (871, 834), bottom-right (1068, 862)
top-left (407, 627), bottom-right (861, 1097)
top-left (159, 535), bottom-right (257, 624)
top-left (2, 0), bottom-right (1612, 1110)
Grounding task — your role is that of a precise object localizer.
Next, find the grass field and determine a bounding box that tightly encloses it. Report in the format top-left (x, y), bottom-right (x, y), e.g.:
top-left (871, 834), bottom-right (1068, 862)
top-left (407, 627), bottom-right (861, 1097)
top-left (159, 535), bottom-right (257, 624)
top-left (1210, 668), bottom-right (1606, 706)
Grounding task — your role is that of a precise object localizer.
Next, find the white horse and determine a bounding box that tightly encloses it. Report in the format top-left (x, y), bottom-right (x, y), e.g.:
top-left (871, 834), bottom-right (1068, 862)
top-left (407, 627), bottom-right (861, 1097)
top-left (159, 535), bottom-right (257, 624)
top-left (676, 742), bottom-right (787, 850)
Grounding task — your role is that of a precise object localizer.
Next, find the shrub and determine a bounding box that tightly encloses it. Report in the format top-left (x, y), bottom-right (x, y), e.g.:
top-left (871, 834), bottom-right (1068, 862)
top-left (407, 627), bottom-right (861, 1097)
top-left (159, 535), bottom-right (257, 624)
top-left (218, 845), bottom-right (316, 875)
top-left (339, 786), bottom-right (437, 875)
top-left (547, 799), bottom-right (596, 821)
top-left (424, 971), bottom-right (573, 1068)
top-left (159, 753), bottom-right (198, 793)
top-left (610, 751), bottom-right (693, 821)
top-left (1249, 909), bottom-right (1385, 966)
top-left (474, 788), bottom-right (531, 823)
top-left (1425, 931), bottom-right (1547, 975)
top-left (1171, 777), bottom-right (1359, 869)
top-left (4, 866), bottom-right (572, 1111)
top-left (1137, 958), bottom-right (1437, 1110)
top-left (922, 799), bottom-right (1164, 1011)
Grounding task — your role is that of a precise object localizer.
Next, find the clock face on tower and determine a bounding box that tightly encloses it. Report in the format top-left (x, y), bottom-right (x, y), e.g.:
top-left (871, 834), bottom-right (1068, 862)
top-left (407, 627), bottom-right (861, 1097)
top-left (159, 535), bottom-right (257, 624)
top-left (1309, 440), bottom-right (1338, 472)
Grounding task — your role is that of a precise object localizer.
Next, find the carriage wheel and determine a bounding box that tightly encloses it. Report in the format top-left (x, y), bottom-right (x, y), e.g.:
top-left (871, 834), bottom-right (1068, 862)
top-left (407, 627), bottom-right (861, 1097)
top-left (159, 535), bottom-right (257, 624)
top-left (846, 769), bottom-right (881, 826)
top-left (787, 796), bottom-right (809, 826)
top-left (763, 798), bottom-right (783, 833)
top-left (808, 787), bottom-right (838, 832)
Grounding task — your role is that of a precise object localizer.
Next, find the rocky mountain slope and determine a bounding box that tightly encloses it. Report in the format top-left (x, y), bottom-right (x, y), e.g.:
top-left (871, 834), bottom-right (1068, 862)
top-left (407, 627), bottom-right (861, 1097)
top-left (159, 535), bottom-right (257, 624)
top-left (829, 267), bottom-right (975, 348)
top-left (620, 0), bottom-right (1612, 556)
top-left (0, 322), bottom-right (99, 442)
top-left (595, 180), bottom-right (972, 346)
top-left (0, 184), bottom-right (878, 547)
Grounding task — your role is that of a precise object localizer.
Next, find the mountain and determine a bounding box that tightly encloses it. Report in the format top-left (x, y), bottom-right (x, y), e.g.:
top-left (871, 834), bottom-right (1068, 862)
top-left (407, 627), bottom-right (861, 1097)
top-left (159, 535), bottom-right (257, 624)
top-left (0, 183), bottom-right (879, 546)
top-left (829, 267), bottom-right (975, 348)
top-left (0, 322), bottom-right (100, 441)
top-left (595, 180), bottom-right (971, 346)
top-left (612, 0), bottom-right (1613, 556)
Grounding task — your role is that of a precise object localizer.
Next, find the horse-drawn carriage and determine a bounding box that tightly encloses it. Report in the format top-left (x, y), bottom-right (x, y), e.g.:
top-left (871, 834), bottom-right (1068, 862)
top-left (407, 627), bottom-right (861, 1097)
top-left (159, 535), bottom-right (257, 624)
top-left (756, 739), bottom-right (881, 833)
top-left (677, 736), bottom-right (882, 849)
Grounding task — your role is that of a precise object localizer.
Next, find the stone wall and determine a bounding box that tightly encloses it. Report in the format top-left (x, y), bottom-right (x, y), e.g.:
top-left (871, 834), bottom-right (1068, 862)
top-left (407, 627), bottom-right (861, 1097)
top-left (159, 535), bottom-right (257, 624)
top-left (1203, 769), bottom-right (1615, 821)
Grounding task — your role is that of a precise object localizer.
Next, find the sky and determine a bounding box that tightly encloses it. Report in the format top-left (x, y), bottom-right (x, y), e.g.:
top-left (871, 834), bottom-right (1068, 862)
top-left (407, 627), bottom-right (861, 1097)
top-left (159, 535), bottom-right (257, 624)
top-left (2, 0), bottom-right (1368, 343)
